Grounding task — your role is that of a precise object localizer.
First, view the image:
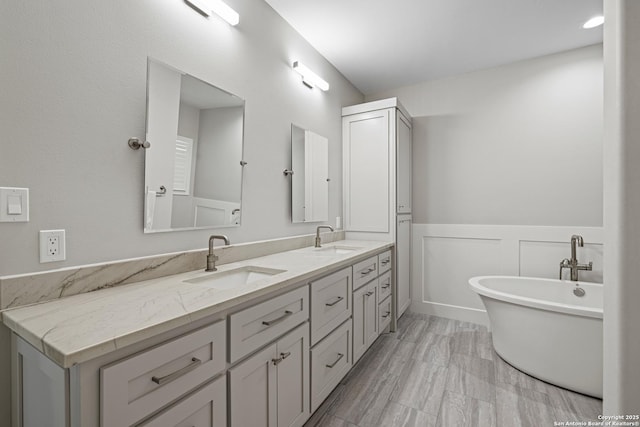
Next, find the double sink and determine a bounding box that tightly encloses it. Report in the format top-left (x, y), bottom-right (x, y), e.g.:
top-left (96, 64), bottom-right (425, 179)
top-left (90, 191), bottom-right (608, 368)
top-left (183, 244), bottom-right (362, 290)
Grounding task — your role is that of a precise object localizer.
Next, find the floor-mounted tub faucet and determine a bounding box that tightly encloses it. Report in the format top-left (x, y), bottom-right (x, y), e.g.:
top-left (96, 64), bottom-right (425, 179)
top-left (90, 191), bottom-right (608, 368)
top-left (206, 235), bottom-right (230, 271)
top-left (559, 235), bottom-right (593, 281)
top-left (315, 225), bottom-right (334, 248)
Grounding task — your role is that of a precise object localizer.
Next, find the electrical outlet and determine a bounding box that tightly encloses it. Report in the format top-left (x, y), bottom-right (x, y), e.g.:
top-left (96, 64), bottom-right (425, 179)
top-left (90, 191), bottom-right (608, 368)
top-left (39, 229), bottom-right (66, 263)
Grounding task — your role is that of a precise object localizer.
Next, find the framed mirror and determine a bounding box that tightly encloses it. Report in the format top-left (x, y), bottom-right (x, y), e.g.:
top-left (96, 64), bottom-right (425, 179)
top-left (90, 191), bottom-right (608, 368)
top-left (144, 58), bottom-right (245, 233)
top-left (290, 124), bottom-right (329, 223)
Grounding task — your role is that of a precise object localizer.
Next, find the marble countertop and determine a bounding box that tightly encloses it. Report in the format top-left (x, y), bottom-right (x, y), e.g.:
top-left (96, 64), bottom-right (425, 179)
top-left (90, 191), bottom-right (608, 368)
top-left (1, 240), bottom-right (392, 368)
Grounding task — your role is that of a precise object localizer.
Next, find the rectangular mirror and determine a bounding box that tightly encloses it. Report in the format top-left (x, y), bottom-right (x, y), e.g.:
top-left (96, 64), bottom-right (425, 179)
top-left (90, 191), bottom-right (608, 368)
top-left (144, 58), bottom-right (245, 233)
top-left (290, 124), bottom-right (329, 223)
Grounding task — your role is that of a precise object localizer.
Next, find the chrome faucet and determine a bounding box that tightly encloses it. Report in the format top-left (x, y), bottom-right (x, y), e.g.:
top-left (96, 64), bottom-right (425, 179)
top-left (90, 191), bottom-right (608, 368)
top-left (206, 235), bottom-right (230, 272)
top-left (559, 235), bottom-right (593, 281)
top-left (315, 225), bottom-right (334, 248)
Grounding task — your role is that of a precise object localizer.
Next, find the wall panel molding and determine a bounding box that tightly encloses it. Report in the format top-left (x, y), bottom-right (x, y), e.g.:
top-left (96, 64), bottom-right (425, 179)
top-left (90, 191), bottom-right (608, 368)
top-left (411, 224), bottom-right (604, 326)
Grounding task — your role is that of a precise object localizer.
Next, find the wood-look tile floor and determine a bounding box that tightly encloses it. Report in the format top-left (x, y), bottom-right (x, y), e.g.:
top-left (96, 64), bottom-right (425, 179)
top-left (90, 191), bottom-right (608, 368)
top-left (305, 313), bottom-right (602, 427)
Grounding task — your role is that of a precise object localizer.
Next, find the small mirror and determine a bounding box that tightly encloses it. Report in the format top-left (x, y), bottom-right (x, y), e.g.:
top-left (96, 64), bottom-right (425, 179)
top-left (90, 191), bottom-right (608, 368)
top-left (290, 124), bottom-right (329, 223)
top-left (144, 59), bottom-right (245, 233)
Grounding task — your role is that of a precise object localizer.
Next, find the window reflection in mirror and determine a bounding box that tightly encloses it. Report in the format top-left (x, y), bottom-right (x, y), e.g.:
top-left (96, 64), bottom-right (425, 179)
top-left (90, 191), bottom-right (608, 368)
top-left (144, 59), bottom-right (245, 233)
top-left (290, 124), bottom-right (329, 223)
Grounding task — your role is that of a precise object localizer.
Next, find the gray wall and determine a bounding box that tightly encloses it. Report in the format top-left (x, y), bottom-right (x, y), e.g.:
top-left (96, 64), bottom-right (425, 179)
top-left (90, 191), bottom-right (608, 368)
top-left (0, 0), bottom-right (363, 276)
top-left (368, 44), bottom-right (603, 227)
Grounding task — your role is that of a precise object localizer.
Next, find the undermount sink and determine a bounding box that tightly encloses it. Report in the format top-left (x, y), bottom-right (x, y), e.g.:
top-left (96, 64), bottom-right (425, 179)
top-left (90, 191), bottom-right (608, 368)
top-left (303, 245), bottom-right (363, 255)
top-left (184, 266), bottom-right (286, 290)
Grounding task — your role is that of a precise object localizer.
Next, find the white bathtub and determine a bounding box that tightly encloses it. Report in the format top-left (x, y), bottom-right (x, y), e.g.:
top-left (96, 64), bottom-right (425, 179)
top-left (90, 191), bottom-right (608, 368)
top-left (468, 276), bottom-right (603, 398)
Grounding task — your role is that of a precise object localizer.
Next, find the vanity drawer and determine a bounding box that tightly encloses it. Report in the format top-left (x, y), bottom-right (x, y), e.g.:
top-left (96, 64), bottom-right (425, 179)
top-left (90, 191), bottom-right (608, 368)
top-left (101, 320), bottom-right (226, 427)
top-left (352, 255), bottom-right (378, 291)
top-left (310, 320), bottom-right (353, 412)
top-left (138, 375), bottom-right (226, 427)
top-left (378, 270), bottom-right (392, 301)
top-left (378, 295), bottom-right (393, 332)
top-left (378, 250), bottom-right (392, 274)
top-left (310, 267), bottom-right (352, 345)
top-left (229, 285), bottom-right (309, 363)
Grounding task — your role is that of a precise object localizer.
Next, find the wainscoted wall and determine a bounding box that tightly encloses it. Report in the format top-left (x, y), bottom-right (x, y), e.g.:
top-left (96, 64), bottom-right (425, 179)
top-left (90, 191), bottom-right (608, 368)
top-left (411, 224), bottom-right (603, 326)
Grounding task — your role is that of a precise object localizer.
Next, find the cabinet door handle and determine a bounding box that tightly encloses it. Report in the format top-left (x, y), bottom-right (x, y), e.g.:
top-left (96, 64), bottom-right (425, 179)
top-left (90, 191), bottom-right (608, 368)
top-left (325, 353), bottom-right (344, 369)
top-left (151, 357), bottom-right (201, 385)
top-left (381, 282), bottom-right (390, 289)
top-left (382, 311), bottom-right (391, 318)
top-left (262, 310), bottom-right (293, 327)
top-left (360, 267), bottom-right (375, 276)
top-left (381, 259), bottom-right (390, 266)
top-left (272, 351), bottom-right (292, 366)
top-left (365, 291), bottom-right (374, 297)
top-left (325, 296), bottom-right (344, 307)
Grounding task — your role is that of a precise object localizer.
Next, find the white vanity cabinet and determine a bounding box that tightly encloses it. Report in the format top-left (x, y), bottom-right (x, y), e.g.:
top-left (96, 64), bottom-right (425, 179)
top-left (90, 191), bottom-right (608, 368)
top-left (8, 244), bottom-right (394, 427)
top-left (343, 97), bottom-right (413, 326)
top-left (229, 322), bottom-right (309, 427)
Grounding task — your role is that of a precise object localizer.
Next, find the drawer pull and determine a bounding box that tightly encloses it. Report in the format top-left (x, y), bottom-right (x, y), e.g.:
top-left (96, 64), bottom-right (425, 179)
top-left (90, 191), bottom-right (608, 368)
top-left (365, 291), bottom-right (374, 297)
top-left (325, 296), bottom-right (344, 307)
top-left (151, 357), bottom-right (201, 385)
top-left (381, 259), bottom-right (390, 266)
top-left (382, 283), bottom-right (391, 289)
top-left (325, 353), bottom-right (344, 369)
top-left (272, 351), bottom-right (292, 365)
top-left (360, 267), bottom-right (375, 276)
top-left (382, 311), bottom-right (391, 318)
top-left (262, 310), bottom-right (293, 327)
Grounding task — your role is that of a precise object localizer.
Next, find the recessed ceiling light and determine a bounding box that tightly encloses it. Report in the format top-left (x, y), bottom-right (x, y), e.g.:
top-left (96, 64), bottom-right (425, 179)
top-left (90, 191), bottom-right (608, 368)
top-left (583, 16), bottom-right (604, 29)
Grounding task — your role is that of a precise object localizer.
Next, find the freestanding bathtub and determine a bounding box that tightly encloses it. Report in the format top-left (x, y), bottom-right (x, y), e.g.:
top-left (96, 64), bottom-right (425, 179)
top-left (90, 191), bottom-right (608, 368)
top-left (468, 276), bottom-right (603, 398)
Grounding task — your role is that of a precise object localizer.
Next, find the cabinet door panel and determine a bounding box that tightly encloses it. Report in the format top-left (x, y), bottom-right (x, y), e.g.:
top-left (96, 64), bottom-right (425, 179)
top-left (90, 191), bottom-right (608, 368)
top-left (139, 376), bottom-right (226, 427)
top-left (364, 282), bottom-right (379, 347)
top-left (352, 281), bottom-right (378, 363)
top-left (396, 113), bottom-right (412, 214)
top-left (230, 286), bottom-right (309, 363)
top-left (343, 110), bottom-right (390, 232)
top-left (229, 344), bottom-right (277, 427)
top-left (276, 323), bottom-right (310, 427)
top-left (310, 320), bottom-right (352, 412)
top-left (310, 267), bottom-right (352, 345)
top-left (397, 216), bottom-right (412, 317)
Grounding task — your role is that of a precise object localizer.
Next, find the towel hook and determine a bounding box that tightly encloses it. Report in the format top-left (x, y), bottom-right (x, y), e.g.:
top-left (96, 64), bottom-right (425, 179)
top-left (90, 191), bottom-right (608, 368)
top-left (128, 137), bottom-right (150, 150)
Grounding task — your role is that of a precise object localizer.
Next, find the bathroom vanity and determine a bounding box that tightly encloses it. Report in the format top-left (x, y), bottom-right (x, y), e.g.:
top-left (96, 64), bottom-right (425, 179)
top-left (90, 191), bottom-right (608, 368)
top-left (3, 240), bottom-right (393, 427)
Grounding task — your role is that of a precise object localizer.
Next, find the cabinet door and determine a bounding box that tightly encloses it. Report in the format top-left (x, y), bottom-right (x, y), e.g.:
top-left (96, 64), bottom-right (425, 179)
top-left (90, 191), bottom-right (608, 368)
top-left (363, 281), bottom-right (379, 348)
top-left (343, 109), bottom-right (391, 232)
top-left (229, 344), bottom-right (277, 427)
top-left (138, 376), bottom-right (226, 427)
top-left (396, 216), bottom-right (412, 318)
top-left (352, 281), bottom-right (379, 363)
top-left (276, 323), bottom-right (310, 427)
top-left (396, 112), bottom-right (412, 214)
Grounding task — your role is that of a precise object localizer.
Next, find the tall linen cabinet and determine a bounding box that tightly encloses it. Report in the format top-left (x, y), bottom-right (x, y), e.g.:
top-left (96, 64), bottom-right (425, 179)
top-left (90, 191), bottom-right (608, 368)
top-left (342, 97), bottom-right (412, 329)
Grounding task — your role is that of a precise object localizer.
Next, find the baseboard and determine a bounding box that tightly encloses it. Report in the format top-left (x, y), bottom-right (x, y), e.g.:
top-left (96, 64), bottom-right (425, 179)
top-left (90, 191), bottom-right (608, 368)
top-left (410, 300), bottom-right (491, 328)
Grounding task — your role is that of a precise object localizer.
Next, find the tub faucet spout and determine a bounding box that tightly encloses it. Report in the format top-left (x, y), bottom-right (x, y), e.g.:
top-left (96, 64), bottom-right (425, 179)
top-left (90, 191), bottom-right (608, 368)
top-left (559, 235), bottom-right (593, 281)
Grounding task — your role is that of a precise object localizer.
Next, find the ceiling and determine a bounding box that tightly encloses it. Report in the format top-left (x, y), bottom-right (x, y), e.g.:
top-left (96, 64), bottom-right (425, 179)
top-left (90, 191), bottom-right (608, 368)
top-left (265, 0), bottom-right (604, 95)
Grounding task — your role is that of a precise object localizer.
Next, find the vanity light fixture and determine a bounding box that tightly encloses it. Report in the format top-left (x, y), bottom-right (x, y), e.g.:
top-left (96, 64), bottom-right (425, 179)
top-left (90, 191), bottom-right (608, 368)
top-left (292, 61), bottom-right (330, 91)
top-left (184, 0), bottom-right (239, 26)
top-left (185, 0), bottom-right (212, 17)
top-left (583, 15), bottom-right (604, 29)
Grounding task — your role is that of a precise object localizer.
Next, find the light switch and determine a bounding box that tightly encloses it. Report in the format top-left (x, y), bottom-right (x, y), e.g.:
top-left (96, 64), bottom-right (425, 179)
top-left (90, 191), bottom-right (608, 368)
top-left (7, 195), bottom-right (22, 215)
top-left (0, 187), bottom-right (29, 222)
